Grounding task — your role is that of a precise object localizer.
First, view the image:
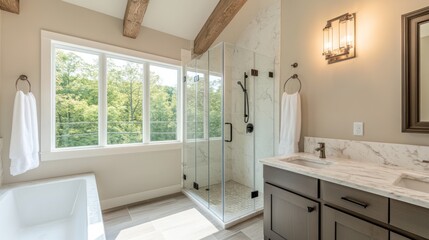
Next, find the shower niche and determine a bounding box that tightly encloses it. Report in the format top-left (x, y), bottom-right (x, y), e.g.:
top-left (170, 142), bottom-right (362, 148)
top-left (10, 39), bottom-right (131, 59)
top-left (183, 42), bottom-right (275, 225)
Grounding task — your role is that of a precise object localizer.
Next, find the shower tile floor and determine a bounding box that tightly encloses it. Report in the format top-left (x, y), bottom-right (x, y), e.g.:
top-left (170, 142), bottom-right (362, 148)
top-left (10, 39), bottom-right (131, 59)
top-left (190, 180), bottom-right (263, 222)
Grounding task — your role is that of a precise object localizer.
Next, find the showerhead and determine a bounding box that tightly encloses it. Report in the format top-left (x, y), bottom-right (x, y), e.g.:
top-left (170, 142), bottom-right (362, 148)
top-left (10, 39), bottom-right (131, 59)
top-left (237, 81), bottom-right (246, 92)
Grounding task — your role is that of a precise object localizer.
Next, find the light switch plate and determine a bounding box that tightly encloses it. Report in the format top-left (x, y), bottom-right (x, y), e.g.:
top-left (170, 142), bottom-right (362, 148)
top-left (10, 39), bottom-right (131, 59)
top-left (353, 122), bottom-right (364, 136)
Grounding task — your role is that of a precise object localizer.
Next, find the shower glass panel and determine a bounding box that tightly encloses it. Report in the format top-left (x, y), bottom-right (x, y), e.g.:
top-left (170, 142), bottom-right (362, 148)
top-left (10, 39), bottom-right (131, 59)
top-left (194, 52), bottom-right (209, 207)
top-left (183, 42), bottom-right (275, 224)
top-left (224, 44), bottom-right (257, 222)
top-left (208, 44), bottom-right (224, 219)
top-left (254, 52), bottom-right (275, 210)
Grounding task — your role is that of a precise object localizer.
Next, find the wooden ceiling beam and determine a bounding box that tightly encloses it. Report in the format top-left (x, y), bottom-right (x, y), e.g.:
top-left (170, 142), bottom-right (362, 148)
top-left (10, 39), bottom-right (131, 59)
top-left (193, 0), bottom-right (247, 55)
top-left (0, 0), bottom-right (19, 14)
top-left (123, 0), bottom-right (149, 39)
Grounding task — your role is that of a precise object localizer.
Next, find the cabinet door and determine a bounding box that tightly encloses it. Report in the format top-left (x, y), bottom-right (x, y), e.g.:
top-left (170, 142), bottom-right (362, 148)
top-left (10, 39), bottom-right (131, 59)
top-left (322, 205), bottom-right (388, 240)
top-left (390, 232), bottom-right (412, 240)
top-left (264, 183), bottom-right (319, 240)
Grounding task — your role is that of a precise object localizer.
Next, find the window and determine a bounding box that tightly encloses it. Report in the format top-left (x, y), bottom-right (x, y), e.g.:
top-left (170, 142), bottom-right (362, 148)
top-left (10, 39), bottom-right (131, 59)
top-left (184, 70), bottom-right (222, 141)
top-left (41, 31), bottom-right (181, 160)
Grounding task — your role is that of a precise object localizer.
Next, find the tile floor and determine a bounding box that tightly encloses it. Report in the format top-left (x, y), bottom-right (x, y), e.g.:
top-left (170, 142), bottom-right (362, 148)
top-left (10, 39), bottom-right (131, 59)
top-left (103, 193), bottom-right (263, 240)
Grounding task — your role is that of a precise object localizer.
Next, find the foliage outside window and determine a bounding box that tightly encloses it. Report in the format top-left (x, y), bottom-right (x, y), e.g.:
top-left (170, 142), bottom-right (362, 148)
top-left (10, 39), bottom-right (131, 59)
top-left (185, 71), bottom-right (222, 140)
top-left (54, 46), bottom-right (179, 149)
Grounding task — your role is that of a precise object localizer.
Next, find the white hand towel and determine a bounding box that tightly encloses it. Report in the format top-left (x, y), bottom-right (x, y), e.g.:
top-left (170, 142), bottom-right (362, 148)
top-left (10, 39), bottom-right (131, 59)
top-left (9, 91), bottom-right (39, 176)
top-left (278, 92), bottom-right (301, 155)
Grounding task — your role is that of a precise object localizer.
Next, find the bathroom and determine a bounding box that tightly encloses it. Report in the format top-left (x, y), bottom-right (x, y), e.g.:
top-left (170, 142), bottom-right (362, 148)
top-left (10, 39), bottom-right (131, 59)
top-left (0, 0), bottom-right (429, 239)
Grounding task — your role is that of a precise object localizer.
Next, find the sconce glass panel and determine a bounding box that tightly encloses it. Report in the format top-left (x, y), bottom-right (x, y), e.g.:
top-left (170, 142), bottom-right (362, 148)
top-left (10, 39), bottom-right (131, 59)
top-left (322, 13), bottom-right (356, 64)
top-left (323, 25), bottom-right (333, 55)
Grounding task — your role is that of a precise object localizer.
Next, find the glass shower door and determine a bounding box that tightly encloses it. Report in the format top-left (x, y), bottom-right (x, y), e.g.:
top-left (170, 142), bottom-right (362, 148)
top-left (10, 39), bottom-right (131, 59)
top-left (254, 52), bottom-right (275, 210)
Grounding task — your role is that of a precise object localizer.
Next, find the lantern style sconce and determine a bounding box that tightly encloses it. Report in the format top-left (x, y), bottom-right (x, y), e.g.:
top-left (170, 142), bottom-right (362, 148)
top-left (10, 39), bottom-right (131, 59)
top-left (323, 13), bottom-right (356, 64)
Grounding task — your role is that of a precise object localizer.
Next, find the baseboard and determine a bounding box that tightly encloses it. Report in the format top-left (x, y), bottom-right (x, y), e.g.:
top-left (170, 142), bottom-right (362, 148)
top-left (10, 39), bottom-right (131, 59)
top-left (101, 184), bottom-right (182, 210)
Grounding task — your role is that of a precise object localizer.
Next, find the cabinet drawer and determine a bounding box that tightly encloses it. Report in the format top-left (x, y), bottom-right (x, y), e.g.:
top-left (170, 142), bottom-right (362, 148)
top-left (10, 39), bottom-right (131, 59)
top-left (323, 206), bottom-right (388, 240)
top-left (390, 200), bottom-right (429, 239)
top-left (264, 165), bottom-right (318, 199)
top-left (321, 181), bottom-right (388, 223)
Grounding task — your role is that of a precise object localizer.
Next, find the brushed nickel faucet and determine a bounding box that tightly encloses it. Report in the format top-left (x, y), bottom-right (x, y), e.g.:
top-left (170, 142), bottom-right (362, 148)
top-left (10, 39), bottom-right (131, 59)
top-left (315, 142), bottom-right (326, 159)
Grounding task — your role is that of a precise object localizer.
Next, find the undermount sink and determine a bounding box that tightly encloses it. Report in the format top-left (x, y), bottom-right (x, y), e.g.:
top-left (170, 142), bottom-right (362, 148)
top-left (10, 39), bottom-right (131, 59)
top-left (394, 174), bottom-right (429, 194)
top-left (282, 158), bottom-right (332, 169)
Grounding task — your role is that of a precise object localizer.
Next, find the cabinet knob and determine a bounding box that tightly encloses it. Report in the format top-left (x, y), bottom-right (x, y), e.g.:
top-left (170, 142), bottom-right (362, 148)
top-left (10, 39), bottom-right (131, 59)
top-left (307, 206), bottom-right (315, 213)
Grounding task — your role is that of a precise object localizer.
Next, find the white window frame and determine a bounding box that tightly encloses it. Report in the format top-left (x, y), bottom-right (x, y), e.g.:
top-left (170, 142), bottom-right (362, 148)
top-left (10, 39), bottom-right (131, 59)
top-left (41, 30), bottom-right (182, 161)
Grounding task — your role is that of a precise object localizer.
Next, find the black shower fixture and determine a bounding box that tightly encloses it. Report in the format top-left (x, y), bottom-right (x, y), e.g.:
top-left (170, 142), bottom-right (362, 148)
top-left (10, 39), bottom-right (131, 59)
top-left (237, 72), bottom-right (250, 123)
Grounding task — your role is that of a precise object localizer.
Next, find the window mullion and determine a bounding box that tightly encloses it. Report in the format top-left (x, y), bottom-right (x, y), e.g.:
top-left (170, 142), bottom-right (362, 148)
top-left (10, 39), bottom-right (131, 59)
top-left (99, 54), bottom-right (108, 146)
top-left (143, 63), bottom-right (151, 143)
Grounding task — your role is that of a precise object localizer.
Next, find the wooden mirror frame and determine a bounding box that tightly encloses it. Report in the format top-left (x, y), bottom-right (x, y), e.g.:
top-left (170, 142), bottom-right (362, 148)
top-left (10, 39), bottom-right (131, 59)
top-left (402, 6), bottom-right (429, 133)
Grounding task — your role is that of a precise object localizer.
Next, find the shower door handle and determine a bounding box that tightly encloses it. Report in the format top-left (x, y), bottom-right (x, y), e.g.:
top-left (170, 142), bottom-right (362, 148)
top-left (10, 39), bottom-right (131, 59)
top-left (225, 123), bottom-right (232, 142)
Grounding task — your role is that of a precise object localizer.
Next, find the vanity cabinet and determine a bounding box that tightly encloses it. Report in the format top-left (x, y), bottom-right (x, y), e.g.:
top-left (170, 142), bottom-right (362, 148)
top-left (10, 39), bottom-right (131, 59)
top-left (264, 166), bottom-right (320, 240)
top-left (390, 199), bottom-right (429, 239)
top-left (390, 232), bottom-right (412, 240)
top-left (264, 165), bottom-right (429, 240)
top-left (264, 183), bottom-right (319, 240)
top-left (322, 205), bottom-right (388, 240)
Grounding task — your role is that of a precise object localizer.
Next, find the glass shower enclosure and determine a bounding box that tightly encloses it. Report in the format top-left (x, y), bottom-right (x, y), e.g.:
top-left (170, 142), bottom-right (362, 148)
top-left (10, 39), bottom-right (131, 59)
top-left (183, 42), bottom-right (275, 224)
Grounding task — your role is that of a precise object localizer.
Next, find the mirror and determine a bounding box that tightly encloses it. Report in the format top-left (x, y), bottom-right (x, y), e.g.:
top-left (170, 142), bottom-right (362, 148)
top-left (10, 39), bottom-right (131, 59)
top-left (420, 22), bottom-right (429, 122)
top-left (402, 7), bottom-right (429, 133)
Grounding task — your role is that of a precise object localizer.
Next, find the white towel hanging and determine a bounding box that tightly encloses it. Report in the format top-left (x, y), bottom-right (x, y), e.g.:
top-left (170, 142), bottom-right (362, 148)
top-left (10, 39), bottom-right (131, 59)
top-left (278, 92), bottom-right (301, 155)
top-left (9, 91), bottom-right (39, 176)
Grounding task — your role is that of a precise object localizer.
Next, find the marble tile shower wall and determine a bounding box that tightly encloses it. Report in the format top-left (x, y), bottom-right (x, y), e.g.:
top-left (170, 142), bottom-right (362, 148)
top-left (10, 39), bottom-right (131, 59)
top-left (304, 137), bottom-right (429, 172)
top-left (229, 1), bottom-right (280, 189)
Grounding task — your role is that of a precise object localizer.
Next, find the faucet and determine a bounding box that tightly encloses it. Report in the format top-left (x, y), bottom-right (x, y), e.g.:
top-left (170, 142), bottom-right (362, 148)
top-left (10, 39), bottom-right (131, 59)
top-left (315, 142), bottom-right (326, 159)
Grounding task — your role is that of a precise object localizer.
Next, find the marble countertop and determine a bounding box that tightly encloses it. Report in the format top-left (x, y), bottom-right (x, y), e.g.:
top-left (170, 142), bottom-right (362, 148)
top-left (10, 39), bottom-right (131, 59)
top-left (261, 153), bottom-right (429, 209)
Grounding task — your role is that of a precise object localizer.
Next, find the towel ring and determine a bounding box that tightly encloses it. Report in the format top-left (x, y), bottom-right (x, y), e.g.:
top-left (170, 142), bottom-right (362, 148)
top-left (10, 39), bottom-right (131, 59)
top-left (15, 75), bottom-right (32, 92)
top-left (283, 74), bottom-right (302, 93)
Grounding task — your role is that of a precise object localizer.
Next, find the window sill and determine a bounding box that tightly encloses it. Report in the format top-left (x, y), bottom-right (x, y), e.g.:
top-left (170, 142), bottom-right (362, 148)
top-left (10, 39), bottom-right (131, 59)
top-left (40, 142), bottom-right (183, 161)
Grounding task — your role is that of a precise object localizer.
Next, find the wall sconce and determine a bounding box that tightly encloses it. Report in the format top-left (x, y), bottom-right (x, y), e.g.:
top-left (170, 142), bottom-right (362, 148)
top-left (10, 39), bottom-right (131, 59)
top-left (323, 13), bottom-right (356, 64)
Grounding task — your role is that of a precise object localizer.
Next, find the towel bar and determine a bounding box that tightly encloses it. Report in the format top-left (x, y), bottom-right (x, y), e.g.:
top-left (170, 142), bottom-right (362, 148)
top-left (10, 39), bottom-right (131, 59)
top-left (15, 75), bottom-right (32, 92)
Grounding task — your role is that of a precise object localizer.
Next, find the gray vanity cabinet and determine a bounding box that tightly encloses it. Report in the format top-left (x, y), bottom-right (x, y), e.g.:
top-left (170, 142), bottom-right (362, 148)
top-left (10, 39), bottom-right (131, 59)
top-left (390, 232), bottom-right (412, 240)
top-left (322, 205), bottom-right (389, 240)
top-left (263, 165), bottom-right (429, 240)
top-left (264, 183), bottom-right (319, 240)
top-left (390, 199), bottom-right (429, 239)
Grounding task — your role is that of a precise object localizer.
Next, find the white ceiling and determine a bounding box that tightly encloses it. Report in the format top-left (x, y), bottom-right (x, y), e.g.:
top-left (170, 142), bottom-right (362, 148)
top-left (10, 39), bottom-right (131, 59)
top-left (62, 0), bottom-right (220, 40)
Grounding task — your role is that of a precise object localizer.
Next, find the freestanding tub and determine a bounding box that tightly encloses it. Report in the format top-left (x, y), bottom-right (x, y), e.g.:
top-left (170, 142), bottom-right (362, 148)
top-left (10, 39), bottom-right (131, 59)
top-left (0, 174), bottom-right (105, 240)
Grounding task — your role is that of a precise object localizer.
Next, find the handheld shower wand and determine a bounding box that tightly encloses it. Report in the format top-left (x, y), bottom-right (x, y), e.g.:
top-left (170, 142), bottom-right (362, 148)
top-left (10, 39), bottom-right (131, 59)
top-left (237, 81), bottom-right (246, 92)
top-left (237, 72), bottom-right (250, 123)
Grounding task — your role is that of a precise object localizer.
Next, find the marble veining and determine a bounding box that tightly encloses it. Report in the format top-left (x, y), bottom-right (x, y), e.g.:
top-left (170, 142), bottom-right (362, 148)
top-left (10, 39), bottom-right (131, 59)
top-left (304, 137), bottom-right (429, 172)
top-left (261, 153), bottom-right (429, 209)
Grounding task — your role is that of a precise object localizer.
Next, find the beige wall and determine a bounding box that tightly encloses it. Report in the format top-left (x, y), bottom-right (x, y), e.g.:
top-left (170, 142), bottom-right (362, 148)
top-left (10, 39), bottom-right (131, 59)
top-left (0, 10), bottom-right (2, 187)
top-left (0, 0), bottom-right (190, 208)
top-left (281, 0), bottom-right (429, 147)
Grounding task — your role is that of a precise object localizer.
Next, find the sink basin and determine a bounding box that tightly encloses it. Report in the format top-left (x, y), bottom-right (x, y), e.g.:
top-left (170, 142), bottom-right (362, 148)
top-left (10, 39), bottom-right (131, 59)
top-left (394, 174), bottom-right (429, 194)
top-left (283, 158), bottom-right (331, 169)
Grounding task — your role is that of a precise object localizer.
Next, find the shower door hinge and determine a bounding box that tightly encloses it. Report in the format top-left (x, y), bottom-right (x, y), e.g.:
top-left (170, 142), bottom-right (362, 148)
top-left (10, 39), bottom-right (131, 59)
top-left (193, 182), bottom-right (199, 190)
top-left (251, 191), bottom-right (259, 199)
top-left (251, 69), bottom-right (259, 76)
top-left (269, 72), bottom-right (274, 78)
top-left (183, 174), bottom-right (187, 180)
top-left (194, 75), bottom-right (200, 82)
top-left (183, 76), bottom-right (187, 83)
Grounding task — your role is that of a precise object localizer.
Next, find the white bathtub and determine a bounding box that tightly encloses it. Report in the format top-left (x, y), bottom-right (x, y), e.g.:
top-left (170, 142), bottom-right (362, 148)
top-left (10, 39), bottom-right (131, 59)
top-left (0, 174), bottom-right (105, 240)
